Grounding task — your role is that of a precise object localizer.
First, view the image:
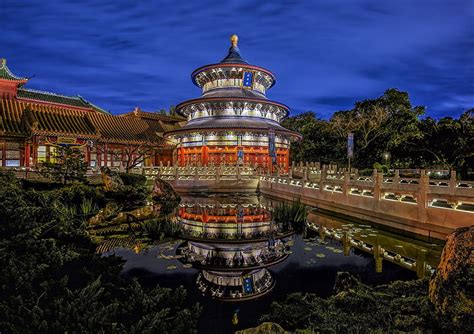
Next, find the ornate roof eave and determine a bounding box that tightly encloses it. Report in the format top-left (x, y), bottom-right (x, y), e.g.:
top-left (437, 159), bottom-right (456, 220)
top-left (176, 97), bottom-right (290, 117)
top-left (0, 59), bottom-right (29, 83)
top-left (0, 131), bottom-right (28, 138)
top-left (31, 129), bottom-right (99, 140)
top-left (95, 137), bottom-right (170, 146)
top-left (165, 126), bottom-right (301, 140)
top-left (17, 88), bottom-right (110, 114)
top-left (78, 96), bottom-right (111, 114)
top-left (119, 109), bottom-right (186, 122)
top-left (191, 63), bottom-right (276, 88)
top-left (17, 97), bottom-right (99, 113)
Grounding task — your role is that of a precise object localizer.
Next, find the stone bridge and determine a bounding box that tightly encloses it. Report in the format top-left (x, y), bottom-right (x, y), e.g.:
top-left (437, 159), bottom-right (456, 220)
top-left (3, 162), bottom-right (473, 239)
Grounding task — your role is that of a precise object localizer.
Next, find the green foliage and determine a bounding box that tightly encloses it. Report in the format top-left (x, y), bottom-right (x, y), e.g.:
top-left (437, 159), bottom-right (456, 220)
top-left (283, 90), bottom-right (473, 174)
top-left (0, 172), bottom-right (200, 333)
top-left (260, 273), bottom-right (439, 333)
top-left (159, 199), bottom-right (180, 216)
top-left (282, 112), bottom-right (344, 164)
top-left (118, 173), bottom-right (147, 187)
top-left (142, 217), bottom-right (182, 240)
top-left (38, 146), bottom-right (87, 185)
top-left (22, 179), bottom-right (64, 190)
top-left (103, 180), bottom-right (149, 212)
top-left (372, 162), bottom-right (388, 173)
top-left (272, 200), bottom-right (308, 233)
top-left (414, 109), bottom-right (473, 178)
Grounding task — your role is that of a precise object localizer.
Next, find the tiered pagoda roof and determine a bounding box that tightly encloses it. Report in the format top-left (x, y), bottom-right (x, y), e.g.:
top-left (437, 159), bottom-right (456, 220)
top-left (169, 116), bottom-right (296, 136)
top-left (166, 35), bottom-right (301, 140)
top-left (190, 35), bottom-right (276, 89)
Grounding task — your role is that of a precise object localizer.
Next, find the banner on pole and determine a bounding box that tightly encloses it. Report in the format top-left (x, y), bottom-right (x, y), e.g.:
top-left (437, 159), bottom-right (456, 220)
top-left (269, 129), bottom-right (276, 164)
top-left (347, 133), bottom-right (354, 158)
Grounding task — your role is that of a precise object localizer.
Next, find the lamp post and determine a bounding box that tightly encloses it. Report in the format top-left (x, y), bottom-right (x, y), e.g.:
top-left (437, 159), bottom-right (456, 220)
top-left (383, 152), bottom-right (391, 166)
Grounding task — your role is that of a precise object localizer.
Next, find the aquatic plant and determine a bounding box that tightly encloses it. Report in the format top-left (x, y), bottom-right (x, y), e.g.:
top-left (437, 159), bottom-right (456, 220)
top-left (272, 199), bottom-right (308, 233)
top-left (142, 217), bottom-right (182, 240)
top-left (80, 198), bottom-right (98, 217)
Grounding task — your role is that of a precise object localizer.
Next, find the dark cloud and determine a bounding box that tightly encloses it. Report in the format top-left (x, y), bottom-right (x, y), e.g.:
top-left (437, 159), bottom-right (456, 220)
top-left (1, 0), bottom-right (472, 117)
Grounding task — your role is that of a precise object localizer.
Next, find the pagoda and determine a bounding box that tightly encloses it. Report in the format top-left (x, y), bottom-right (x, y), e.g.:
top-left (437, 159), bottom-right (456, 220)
top-left (165, 35), bottom-right (300, 172)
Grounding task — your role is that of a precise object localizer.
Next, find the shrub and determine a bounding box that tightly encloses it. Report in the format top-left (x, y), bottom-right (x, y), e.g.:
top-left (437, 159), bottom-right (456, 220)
top-left (0, 173), bottom-right (201, 333)
top-left (118, 173), bottom-right (147, 187)
top-left (373, 162), bottom-right (389, 174)
top-left (22, 179), bottom-right (64, 190)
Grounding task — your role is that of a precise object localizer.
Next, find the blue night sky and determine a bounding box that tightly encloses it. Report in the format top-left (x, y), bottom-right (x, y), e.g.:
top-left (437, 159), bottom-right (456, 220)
top-left (2, 0), bottom-right (473, 118)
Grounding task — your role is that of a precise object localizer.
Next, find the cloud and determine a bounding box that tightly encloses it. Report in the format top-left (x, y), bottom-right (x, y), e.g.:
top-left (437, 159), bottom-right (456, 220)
top-left (1, 0), bottom-right (472, 117)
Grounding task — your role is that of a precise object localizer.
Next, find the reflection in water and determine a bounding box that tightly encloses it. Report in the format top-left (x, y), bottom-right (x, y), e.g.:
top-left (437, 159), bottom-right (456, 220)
top-left (176, 195), bottom-right (292, 301)
top-left (306, 211), bottom-right (443, 278)
top-left (93, 194), bottom-right (445, 333)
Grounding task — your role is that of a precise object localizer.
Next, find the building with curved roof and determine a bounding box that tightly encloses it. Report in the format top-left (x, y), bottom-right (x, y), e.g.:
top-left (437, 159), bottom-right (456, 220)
top-left (0, 59), bottom-right (182, 169)
top-left (165, 35), bottom-right (300, 172)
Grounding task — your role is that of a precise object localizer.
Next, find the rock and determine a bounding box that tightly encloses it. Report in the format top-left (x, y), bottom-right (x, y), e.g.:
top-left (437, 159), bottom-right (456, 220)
top-left (429, 226), bottom-right (474, 329)
top-left (235, 322), bottom-right (288, 334)
top-left (152, 177), bottom-right (180, 203)
top-left (100, 167), bottom-right (124, 191)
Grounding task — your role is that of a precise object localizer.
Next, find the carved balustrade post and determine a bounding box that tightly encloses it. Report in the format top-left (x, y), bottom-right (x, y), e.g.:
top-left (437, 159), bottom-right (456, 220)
top-left (342, 230), bottom-right (351, 256)
top-left (417, 170), bottom-right (429, 223)
top-left (449, 170), bottom-right (457, 195)
top-left (415, 248), bottom-right (427, 279)
top-left (373, 170), bottom-right (383, 212)
top-left (320, 165), bottom-right (327, 188)
top-left (343, 171), bottom-right (350, 196)
top-left (194, 166), bottom-right (199, 181)
top-left (373, 237), bottom-right (383, 273)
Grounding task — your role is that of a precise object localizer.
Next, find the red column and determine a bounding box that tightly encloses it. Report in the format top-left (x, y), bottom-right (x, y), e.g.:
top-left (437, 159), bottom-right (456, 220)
top-left (202, 146), bottom-right (209, 166)
top-left (24, 142), bottom-right (30, 167)
top-left (267, 153), bottom-right (272, 173)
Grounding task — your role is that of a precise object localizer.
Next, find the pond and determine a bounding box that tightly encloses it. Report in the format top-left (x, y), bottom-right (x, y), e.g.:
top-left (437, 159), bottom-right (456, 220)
top-left (98, 194), bottom-right (443, 334)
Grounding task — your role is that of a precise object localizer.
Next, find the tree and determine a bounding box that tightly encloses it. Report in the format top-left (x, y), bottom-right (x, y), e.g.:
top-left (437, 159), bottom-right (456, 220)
top-left (119, 142), bottom-right (158, 173)
top-left (39, 145), bottom-right (87, 184)
top-left (282, 112), bottom-right (345, 164)
top-left (156, 105), bottom-right (177, 116)
top-left (329, 89), bottom-right (424, 168)
top-left (282, 89), bottom-right (470, 172)
top-left (416, 109), bottom-right (473, 176)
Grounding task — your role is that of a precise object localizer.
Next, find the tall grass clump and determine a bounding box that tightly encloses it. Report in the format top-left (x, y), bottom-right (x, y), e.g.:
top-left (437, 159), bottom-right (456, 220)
top-left (272, 199), bottom-right (308, 233)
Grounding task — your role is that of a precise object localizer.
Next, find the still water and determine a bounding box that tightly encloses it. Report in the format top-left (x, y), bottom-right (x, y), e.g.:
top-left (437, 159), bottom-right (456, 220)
top-left (101, 194), bottom-right (442, 334)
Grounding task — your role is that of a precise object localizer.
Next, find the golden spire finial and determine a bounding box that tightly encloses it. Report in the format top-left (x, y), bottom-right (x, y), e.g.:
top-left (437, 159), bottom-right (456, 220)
top-left (230, 34), bottom-right (239, 47)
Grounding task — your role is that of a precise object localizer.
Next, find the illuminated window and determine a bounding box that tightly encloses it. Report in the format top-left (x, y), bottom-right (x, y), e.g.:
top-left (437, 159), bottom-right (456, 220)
top-left (90, 152), bottom-right (97, 167)
top-left (37, 145), bottom-right (47, 162)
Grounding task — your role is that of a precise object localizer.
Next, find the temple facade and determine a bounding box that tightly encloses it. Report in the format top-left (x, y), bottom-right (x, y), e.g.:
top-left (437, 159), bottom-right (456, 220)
top-left (165, 35), bottom-right (300, 172)
top-left (0, 59), bottom-right (183, 169)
